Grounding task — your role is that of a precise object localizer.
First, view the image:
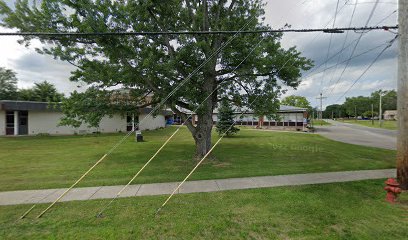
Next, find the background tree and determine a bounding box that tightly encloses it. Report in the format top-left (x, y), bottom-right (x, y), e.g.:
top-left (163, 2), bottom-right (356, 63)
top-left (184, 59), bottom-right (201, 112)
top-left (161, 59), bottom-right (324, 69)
top-left (370, 89), bottom-right (397, 115)
top-left (325, 89), bottom-right (397, 119)
top-left (362, 110), bottom-right (378, 119)
top-left (323, 104), bottom-right (346, 119)
top-left (0, 67), bottom-right (18, 100)
top-left (216, 99), bottom-right (240, 136)
top-left (343, 96), bottom-right (372, 117)
top-left (281, 95), bottom-right (312, 112)
top-left (31, 81), bottom-right (64, 102)
top-left (17, 81), bottom-right (64, 102)
top-left (17, 88), bottom-right (35, 101)
top-left (0, 0), bottom-right (312, 158)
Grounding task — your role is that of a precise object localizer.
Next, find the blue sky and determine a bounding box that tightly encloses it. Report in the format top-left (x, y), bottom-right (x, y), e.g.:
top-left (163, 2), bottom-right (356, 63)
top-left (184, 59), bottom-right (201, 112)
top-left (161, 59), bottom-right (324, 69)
top-left (0, 0), bottom-right (398, 109)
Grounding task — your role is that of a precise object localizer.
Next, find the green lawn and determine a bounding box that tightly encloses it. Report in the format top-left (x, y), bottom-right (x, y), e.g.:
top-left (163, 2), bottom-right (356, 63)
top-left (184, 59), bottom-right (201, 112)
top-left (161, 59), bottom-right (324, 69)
top-left (0, 180), bottom-right (406, 239)
top-left (340, 120), bottom-right (397, 130)
top-left (311, 119), bottom-right (331, 126)
top-left (0, 127), bottom-right (396, 191)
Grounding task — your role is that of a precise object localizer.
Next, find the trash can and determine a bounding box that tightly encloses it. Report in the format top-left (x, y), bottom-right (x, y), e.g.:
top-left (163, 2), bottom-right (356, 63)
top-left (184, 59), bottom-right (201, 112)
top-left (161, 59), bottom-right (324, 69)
top-left (136, 131), bottom-right (143, 142)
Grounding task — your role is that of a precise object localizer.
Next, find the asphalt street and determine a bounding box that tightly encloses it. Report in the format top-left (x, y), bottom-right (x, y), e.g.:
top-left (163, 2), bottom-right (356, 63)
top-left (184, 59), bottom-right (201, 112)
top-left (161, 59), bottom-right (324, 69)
top-left (316, 119), bottom-right (397, 150)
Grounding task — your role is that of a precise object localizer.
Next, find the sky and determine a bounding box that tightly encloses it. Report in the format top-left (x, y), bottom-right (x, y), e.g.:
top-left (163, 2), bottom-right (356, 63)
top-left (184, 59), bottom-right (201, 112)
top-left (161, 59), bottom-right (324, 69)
top-left (0, 0), bottom-right (399, 109)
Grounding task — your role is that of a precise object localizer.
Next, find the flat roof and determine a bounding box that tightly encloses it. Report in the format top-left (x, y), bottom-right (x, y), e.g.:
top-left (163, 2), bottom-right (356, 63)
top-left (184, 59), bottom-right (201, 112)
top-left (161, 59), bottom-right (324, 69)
top-left (0, 100), bottom-right (173, 116)
top-left (0, 100), bottom-right (61, 111)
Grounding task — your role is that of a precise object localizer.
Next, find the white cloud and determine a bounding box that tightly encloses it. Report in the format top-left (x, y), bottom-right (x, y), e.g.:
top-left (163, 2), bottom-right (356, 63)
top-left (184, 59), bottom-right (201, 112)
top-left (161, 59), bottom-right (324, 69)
top-left (0, 0), bottom-right (399, 107)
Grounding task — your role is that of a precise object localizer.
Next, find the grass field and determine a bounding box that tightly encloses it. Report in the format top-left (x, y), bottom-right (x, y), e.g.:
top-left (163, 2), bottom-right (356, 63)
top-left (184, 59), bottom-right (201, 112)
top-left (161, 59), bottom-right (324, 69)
top-left (340, 120), bottom-right (397, 130)
top-left (0, 127), bottom-right (396, 192)
top-left (0, 180), bottom-right (406, 239)
top-left (311, 119), bottom-right (331, 126)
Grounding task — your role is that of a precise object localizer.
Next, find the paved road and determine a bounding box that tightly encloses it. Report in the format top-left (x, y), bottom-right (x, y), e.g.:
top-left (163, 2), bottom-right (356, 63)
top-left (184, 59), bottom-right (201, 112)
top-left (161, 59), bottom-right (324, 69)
top-left (0, 169), bottom-right (395, 206)
top-left (316, 119), bottom-right (397, 150)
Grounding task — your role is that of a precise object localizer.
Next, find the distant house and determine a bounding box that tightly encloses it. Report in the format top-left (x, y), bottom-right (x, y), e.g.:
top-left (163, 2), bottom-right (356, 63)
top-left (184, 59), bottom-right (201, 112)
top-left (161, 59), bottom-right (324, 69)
top-left (174, 105), bottom-right (308, 131)
top-left (383, 110), bottom-right (397, 120)
top-left (0, 100), bottom-right (172, 136)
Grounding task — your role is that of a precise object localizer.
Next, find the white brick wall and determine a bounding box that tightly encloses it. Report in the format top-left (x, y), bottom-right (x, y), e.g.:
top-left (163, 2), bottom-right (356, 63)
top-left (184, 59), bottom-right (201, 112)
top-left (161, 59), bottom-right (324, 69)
top-left (139, 113), bottom-right (165, 130)
top-left (0, 111), bottom-right (5, 135)
top-left (28, 111), bottom-right (127, 135)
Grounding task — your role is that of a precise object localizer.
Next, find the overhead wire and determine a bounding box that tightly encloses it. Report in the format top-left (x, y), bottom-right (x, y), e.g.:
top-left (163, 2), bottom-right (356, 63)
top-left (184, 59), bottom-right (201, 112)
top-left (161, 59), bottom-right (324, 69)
top-left (323, 0), bottom-right (358, 93)
top-left (155, 56), bottom-right (294, 215)
top-left (319, 0), bottom-right (340, 94)
top-left (20, 17), bottom-right (256, 220)
top-left (326, 0), bottom-right (380, 99)
top-left (302, 39), bottom-right (391, 80)
top-left (0, 26), bottom-right (398, 37)
top-left (95, 37), bottom-right (266, 218)
top-left (334, 35), bottom-right (397, 102)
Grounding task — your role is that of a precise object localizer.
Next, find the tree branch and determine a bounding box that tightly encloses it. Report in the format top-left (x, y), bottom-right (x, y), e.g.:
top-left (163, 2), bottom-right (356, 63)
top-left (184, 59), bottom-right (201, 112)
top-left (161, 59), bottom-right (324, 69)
top-left (218, 72), bottom-right (274, 83)
top-left (171, 106), bottom-right (196, 134)
top-left (176, 100), bottom-right (194, 111)
top-left (228, 0), bottom-right (237, 11)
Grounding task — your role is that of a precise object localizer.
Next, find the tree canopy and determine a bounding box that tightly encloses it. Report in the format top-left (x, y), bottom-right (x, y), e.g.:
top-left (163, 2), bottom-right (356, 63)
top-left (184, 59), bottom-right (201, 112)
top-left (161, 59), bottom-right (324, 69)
top-left (216, 99), bottom-right (239, 136)
top-left (0, 0), bottom-right (312, 157)
top-left (324, 89), bottom-right (397, 118)
top-left (0, 67), bottom-right (18, 100)
top-left (280, 95), bottom-right (312, 111)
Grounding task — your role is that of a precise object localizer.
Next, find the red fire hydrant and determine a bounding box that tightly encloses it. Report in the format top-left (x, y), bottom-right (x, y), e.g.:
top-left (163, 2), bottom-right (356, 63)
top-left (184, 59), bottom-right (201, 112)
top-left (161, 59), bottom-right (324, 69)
top-left (384, 178), bottom-right (402, 203)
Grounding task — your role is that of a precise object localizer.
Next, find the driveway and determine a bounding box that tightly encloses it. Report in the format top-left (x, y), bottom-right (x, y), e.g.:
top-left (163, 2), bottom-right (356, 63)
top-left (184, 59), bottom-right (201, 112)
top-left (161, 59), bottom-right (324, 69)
top-left (315, 119), bottom-right (397, 150)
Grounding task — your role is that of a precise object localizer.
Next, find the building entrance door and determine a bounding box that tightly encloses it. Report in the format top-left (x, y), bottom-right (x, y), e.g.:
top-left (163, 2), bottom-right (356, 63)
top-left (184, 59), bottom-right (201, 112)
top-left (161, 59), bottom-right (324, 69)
top-left (18, 111), bottom-right (28, 135)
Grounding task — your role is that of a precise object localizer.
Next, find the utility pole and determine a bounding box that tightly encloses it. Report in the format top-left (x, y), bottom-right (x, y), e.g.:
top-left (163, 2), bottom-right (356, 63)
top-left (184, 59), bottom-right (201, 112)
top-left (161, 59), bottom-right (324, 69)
top-left (379, 93), bottom-right (382, 127)
top-left (397, 0), bottom-right (408, 189)
top-left (332, 111), bottom-right (334, 120)
top-left (371, 104), bottom-right (374, 125)
top-left (316, 93), bottom-right (327, 121)
top-left (312, 110), bottom-right (314, 128)
top-left (354, 105), bottom-right (357, 122)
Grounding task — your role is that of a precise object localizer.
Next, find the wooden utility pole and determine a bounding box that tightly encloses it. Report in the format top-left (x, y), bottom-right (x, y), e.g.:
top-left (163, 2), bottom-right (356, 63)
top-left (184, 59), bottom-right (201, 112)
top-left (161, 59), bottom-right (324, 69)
top-left (355, 105), bottom-right (357, 122)
top-left (397, 0), bottom-right (408, 189)
top-left (379, 92), bottom-right (383, 127)
top-left (371, 104), bottom-right (374, 125)
top-left (316, 93), bottom-right (327, 121)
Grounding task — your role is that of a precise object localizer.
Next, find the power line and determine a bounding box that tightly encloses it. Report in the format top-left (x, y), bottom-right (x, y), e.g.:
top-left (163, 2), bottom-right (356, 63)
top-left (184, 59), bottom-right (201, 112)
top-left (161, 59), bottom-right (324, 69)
top-left (95, 37), bottom-right (266, 219)
top-left (323, 0), bottom-right (358, 92)
top-left (334, 35), bottom-right (397, 102)
top-left (319, 0), bottom-right (340, 94)
top-left (156, 56), bottom-right (295, 215)
top-left (0, 25), bottom-right (398, 37)
top-left (21, 15), bottom-right (257, 220)
top-left (326, 0), bottom-right (380, 97)
top-left (302, 39), bottom-right (389, 80)
top-left (374, 9), bottom-right (397, 26)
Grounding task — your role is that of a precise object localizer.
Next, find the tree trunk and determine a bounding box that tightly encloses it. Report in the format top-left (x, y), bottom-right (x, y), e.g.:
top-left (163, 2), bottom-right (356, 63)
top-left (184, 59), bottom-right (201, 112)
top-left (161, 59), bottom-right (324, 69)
top-left (193, 109), bottom-right (213, 158)
top-left (192, 70), bottom-right (217, 159)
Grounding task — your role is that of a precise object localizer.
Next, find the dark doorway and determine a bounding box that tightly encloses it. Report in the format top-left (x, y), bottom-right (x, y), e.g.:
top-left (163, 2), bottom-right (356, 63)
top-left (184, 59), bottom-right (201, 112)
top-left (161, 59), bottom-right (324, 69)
top-left (5, 111), bottom-right (14, 135)
top-left (18, 111), bottom-right (28, 135)
top-left (126, 114), bottom-right (139, 131)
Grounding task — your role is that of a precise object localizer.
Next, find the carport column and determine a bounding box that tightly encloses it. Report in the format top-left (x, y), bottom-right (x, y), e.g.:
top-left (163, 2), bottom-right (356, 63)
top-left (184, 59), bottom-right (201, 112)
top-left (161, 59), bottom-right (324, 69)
top-left (397, 0), bottom-right (408, 189)
top-left (131, 114), bottom-right (135, 131)
top-left (13, 111), bottom-right (18, 135)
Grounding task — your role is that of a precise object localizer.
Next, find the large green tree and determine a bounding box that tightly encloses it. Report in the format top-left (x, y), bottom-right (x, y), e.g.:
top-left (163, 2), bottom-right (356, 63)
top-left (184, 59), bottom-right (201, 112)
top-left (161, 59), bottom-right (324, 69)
top-left (18, 81), bottom-right (64, 102)
top-left (216, 99), bottom-right (239, 136)
top-left (0, 0), bottom-right (312, 157)
top-left (280, 95), bottom-right (312, 111)
top-left (323, 104), bottom-right (346, 119)
top-left (343, 96), bottom-right (373, 117)
top-left (370, 89), bottom-right (397, 114)
top-left (0, 67), bottom-right (18, 100)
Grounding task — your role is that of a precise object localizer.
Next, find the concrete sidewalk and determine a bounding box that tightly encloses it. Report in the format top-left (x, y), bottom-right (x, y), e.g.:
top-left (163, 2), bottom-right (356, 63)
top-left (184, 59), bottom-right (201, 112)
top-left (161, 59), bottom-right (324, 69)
top-left (0, 169), bottom-right (395, 206)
